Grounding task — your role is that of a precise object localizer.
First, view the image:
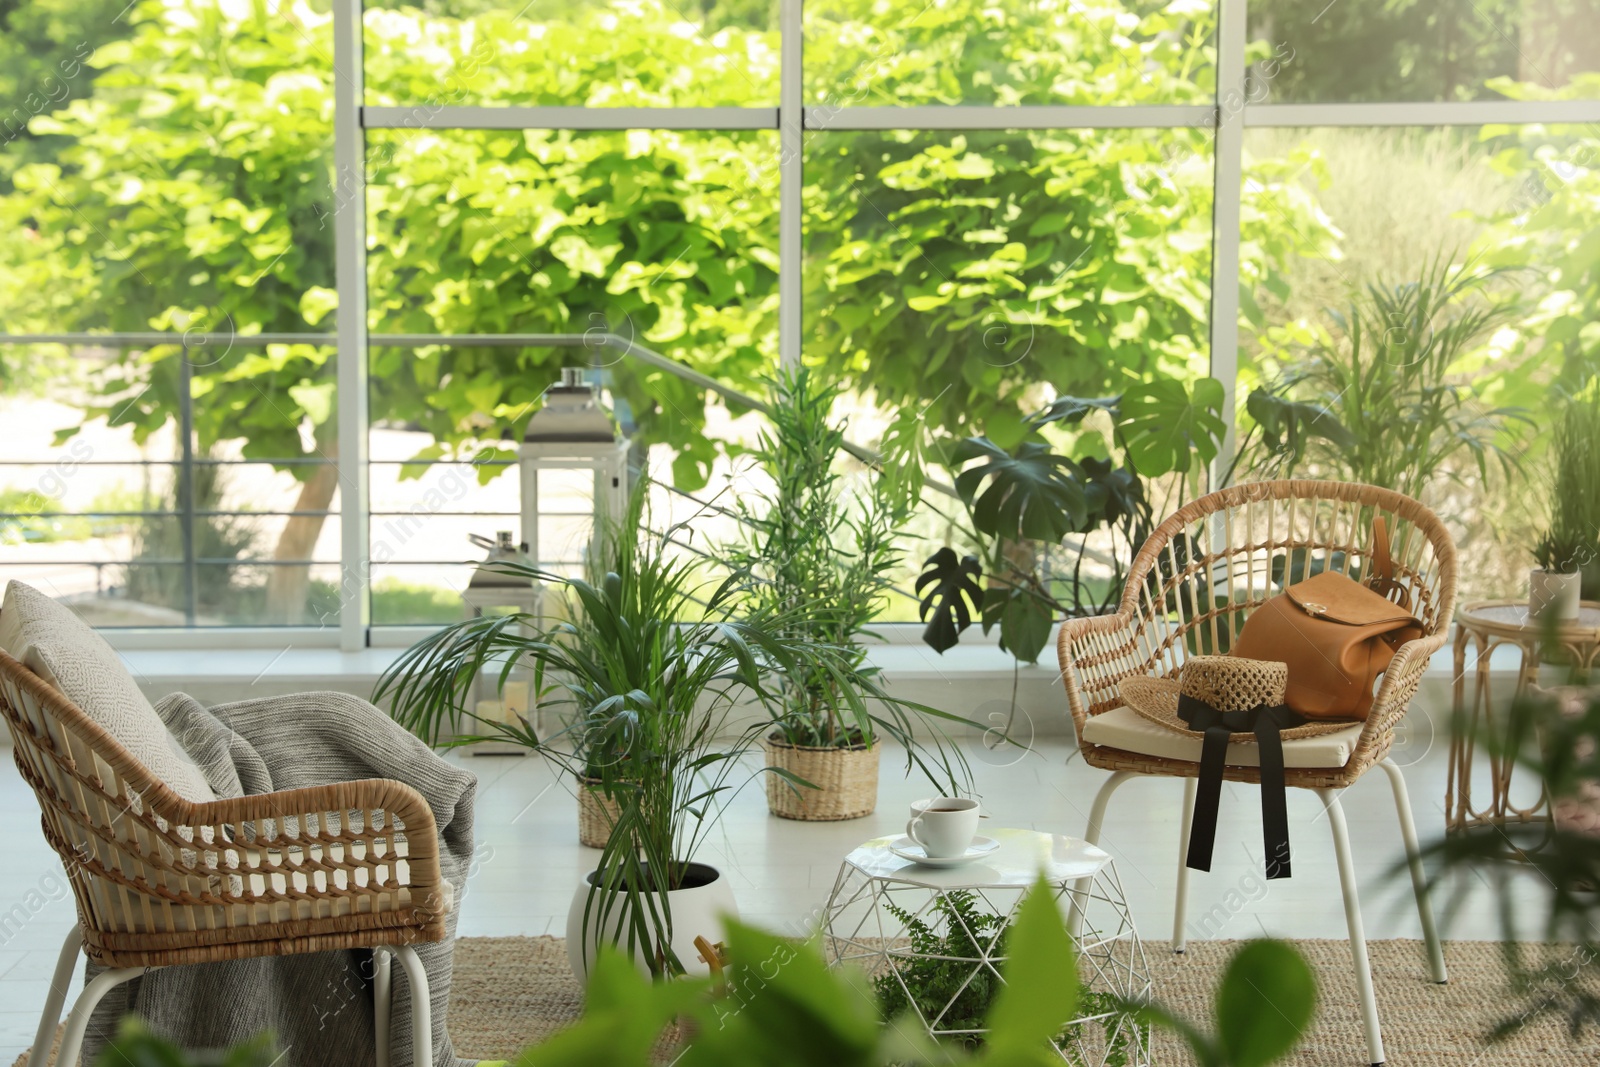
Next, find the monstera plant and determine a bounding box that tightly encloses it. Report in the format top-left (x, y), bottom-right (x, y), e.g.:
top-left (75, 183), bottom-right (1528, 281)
top-left (916, 376), bottom-right (1227, 664)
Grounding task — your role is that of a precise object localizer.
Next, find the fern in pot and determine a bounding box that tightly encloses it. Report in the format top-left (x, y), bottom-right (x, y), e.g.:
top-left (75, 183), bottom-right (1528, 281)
top-left (730, 368), bottom-right (968, 820)
top-left (379, 480), bottom-right (968, 978)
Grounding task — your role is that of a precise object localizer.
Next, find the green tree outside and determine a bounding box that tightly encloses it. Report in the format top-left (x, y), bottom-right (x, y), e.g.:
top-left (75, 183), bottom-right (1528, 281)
top-left (1, 0), bottom-right (1584, 621)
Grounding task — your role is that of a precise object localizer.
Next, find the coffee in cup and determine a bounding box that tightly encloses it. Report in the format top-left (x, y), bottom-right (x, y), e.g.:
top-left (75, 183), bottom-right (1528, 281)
top-left (905, 796), bottom-right (980, 858)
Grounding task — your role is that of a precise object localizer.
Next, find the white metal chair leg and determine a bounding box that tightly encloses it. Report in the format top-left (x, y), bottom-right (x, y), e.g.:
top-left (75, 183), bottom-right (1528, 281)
top-left (1070, 770), bottom-right (1134, 938)
top-left (1173, 776), bottom-right (1198, 953)
top-left (1380, 758), bottom-right (1447, 984)
top-left (373, 948), bottom-right (393, 1067)
top-left (28, 926), bottom-right (83, 1067)
top-left (55, 965), bottom-right (148, 1067)
top-left (1083, 770), bottom-right (1134, 847)
top-left (1318, 788), bottom-right (1386, 1066)
top-left (391, 945), bottom-right (433, 1067)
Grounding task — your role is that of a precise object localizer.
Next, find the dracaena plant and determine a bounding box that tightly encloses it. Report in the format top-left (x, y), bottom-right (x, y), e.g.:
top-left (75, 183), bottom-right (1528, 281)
top-left (376, 479), bottom-right (971, 975)
top-left (727, 366), bottom-right (926, 750)
top-left (915, 376), bottom-right (1227, 664)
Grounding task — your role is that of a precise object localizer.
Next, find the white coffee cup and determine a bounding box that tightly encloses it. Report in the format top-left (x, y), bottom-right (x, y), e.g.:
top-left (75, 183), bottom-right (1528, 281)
top-left (905, 796), bottom-right (980, 858)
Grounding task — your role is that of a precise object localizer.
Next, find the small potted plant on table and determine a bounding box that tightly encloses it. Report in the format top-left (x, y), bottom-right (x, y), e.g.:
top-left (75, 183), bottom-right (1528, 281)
top-left (1530, 394), bottom-right (1599, 622)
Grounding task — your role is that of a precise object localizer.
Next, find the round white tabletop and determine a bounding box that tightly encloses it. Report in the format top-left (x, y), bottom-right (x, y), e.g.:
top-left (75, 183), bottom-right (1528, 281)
top-left (839, 827), bottom-right (1112, 890)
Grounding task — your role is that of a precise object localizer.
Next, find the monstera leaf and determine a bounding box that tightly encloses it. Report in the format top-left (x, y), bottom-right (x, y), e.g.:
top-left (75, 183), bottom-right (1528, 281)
top-left (1079, 455), bottom-right (1149, 532)
top-left (1118, 378), bottom-right (1227, 476)
top-left (981, 581), bottom-right (1055, 664)
top-left (951, 437), bottom-right (1087, 543)
top-left (1029, 394), bottom-right (1121, 429)
top-left (915, 548), bottom-right (983, 653)
top-left (1246, 389), bottom-right (1357, 467)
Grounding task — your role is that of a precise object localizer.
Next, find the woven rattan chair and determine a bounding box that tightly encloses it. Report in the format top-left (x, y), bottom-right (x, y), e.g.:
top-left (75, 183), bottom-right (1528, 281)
top-left (1057, 481), bottom-right (1454, 1067)
top-left (0, 649), bottom-right (448, 1067)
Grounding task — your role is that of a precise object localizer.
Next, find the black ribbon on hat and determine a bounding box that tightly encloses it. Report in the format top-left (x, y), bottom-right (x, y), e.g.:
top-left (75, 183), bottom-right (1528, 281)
top-left (1178, 693), bottom-right (1308, 880)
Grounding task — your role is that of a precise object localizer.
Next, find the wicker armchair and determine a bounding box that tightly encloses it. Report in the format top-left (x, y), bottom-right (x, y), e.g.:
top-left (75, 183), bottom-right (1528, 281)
top-left (1057, 480), bottom-right (1455, 1067)
top-left (0, 649), bottom-right (447, 1067)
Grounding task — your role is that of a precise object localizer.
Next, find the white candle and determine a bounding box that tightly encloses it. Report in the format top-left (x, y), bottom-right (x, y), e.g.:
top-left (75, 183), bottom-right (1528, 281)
top-left (502, 680), bottom-right (531, 721)
top-left (475, 699), bottom-right (508, 725)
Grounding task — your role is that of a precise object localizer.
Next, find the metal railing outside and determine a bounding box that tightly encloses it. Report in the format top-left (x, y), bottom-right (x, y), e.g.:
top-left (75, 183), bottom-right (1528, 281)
top-left (0, 330), bottom-right (956, 629)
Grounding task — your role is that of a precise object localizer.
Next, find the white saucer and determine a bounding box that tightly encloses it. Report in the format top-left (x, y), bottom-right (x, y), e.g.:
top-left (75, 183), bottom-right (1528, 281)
top-left (888, 835), bottom-right (1001, 868)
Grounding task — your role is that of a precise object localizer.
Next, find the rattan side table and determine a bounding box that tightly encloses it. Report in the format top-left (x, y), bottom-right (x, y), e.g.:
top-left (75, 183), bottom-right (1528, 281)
top-left (1446, 599), bottom-right (1600, 836)
top-left (820, 828), bottom-right (1150, 1065)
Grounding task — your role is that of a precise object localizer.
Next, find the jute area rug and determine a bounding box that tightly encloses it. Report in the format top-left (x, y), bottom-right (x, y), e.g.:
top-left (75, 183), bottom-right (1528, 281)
top-left (17, 937), bottom-right (1600, 1065)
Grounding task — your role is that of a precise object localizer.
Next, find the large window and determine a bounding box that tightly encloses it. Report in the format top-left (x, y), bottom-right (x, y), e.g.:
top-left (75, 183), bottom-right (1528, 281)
top-left (2, 0), bottom-right (1597, 645)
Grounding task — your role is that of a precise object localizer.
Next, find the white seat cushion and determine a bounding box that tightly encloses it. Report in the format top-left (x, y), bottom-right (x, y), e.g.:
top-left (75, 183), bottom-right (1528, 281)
top-left (1, 581), bottom-right (216, 803)
top-left (1079, 706), bottom-right (1364, 769)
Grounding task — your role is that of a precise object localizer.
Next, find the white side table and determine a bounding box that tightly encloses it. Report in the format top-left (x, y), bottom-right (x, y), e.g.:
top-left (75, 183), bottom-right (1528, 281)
top-left (820, 827), bottom-right (1150, 1065)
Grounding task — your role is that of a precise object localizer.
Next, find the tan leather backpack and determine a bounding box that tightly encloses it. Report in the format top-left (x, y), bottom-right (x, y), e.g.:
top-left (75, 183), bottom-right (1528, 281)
top-left (1230, 519), bottom-right (1423, 721)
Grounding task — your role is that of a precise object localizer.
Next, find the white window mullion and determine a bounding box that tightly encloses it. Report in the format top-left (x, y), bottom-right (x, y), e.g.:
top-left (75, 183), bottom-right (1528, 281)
top-left (1244, 99), bottom-right (1600, 128)
top-left (811, 104), bottom-right (1214, 130)
top-left (1210, 0), bottom-right (1249, 487)
top-left (779, 0), bottom-right (803, 367)
top-left (334, 0), bottom-right (371, 651)
top-left (362, 105), bottom-right (780, 131)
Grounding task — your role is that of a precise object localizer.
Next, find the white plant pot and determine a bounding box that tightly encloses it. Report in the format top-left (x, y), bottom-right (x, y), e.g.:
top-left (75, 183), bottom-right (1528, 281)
top-left (1530, 568), bottom-right (1582, 623)
top-left (565, 861), bottom-right (738, 981)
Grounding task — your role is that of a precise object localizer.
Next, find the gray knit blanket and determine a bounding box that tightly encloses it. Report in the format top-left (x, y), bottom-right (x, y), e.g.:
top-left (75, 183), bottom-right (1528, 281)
top-left (82, 691), bottom-right (479, 1067)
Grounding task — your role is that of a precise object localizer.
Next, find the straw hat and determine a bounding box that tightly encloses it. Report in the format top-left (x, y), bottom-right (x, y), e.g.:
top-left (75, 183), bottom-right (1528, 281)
top-left (1117, 655), bottom-right (1356, 741)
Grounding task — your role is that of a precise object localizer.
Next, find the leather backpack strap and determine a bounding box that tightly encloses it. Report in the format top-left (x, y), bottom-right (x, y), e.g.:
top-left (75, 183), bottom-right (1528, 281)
top-left (1371, 516), bottom-right (1394, 585)
top-left (1366, 515), bottom-right (1410, 607)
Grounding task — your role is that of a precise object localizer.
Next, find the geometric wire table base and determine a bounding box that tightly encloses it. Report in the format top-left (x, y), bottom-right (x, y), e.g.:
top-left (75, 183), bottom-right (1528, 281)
top-left (821, 829), bottom-right (1151, 1065)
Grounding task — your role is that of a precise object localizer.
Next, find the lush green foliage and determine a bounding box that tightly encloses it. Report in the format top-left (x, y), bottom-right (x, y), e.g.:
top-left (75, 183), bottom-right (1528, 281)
top-left (1148, 940), bottom-right (1318, 1067)
top-left (0, 0), bottom-right (131, 183)
top-left (730, 368), bottom-right (909, 747)
top-left (1242, 257), bottom-right (1532, 502)
top-left (523, 881), bottom-right (1314, 1067)
top-left (0, 0), bottom-right (1328, 478)
top-left (805, 0), bottom-right (1213, 107)
top-left (874, 890), bottom-right (1014, 1049)
top-left (1480, 88), bottom-right (1600, 387)
top-left (0, 486), bottom-right (89, 543)
top-left (91, 1019), bottom-right (279, 1067)
top-left (873, 890), bottom-right (1138, 1064)
top-left (85, 884), bottom-right (1315, 1067)
top-left (0, 0), bottom-right (1322, 628)
top-left (1245, 0), bottom-right (1597, 104)
top-left (1415, 648), bottom-right (1600, 1044)
top-left (4, 0), bottom-right (1592, 626)
top-left (376, 480), bottom-right (972, 973)
top-left (1533, 388), bottom-right (1600, 579)
top-left (917, 376), bottom-right (1223, 663)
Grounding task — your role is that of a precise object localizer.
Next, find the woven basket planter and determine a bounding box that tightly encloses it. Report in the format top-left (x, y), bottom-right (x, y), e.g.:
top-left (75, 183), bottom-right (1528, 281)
top-left (577, 777), bottom-right (623, 849)
top-left (765, 737), bottom-right (879, 821)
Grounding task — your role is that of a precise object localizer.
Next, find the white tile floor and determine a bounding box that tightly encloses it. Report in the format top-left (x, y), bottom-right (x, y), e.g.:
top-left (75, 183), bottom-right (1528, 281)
top-left (0, 691), bottom-right (1548, 1061)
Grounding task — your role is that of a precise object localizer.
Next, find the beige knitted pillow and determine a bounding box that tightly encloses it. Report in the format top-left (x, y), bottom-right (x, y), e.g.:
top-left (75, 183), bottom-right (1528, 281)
top-left (1, 582), bottom-right (216, 804)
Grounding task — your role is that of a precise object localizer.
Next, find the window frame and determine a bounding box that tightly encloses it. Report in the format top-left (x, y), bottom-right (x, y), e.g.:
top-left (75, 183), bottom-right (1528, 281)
top-left (4, 0), bottom-right (1599, 649)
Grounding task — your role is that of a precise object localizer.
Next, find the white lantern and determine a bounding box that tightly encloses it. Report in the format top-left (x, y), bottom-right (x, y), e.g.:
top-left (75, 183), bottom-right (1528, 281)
top-left (519, 367), bottom-right (631, 579)
top-left (461, 531), bottom-right (541, 756)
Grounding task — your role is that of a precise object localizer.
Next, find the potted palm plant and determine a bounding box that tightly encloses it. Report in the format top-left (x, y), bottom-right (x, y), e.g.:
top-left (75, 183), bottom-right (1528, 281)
top-left (378, 479), bottom-right (968, 978)
top-left (1239, 255), bottom-right (1531, 502)
top-left (731, 368), bottom-right (964, 820)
